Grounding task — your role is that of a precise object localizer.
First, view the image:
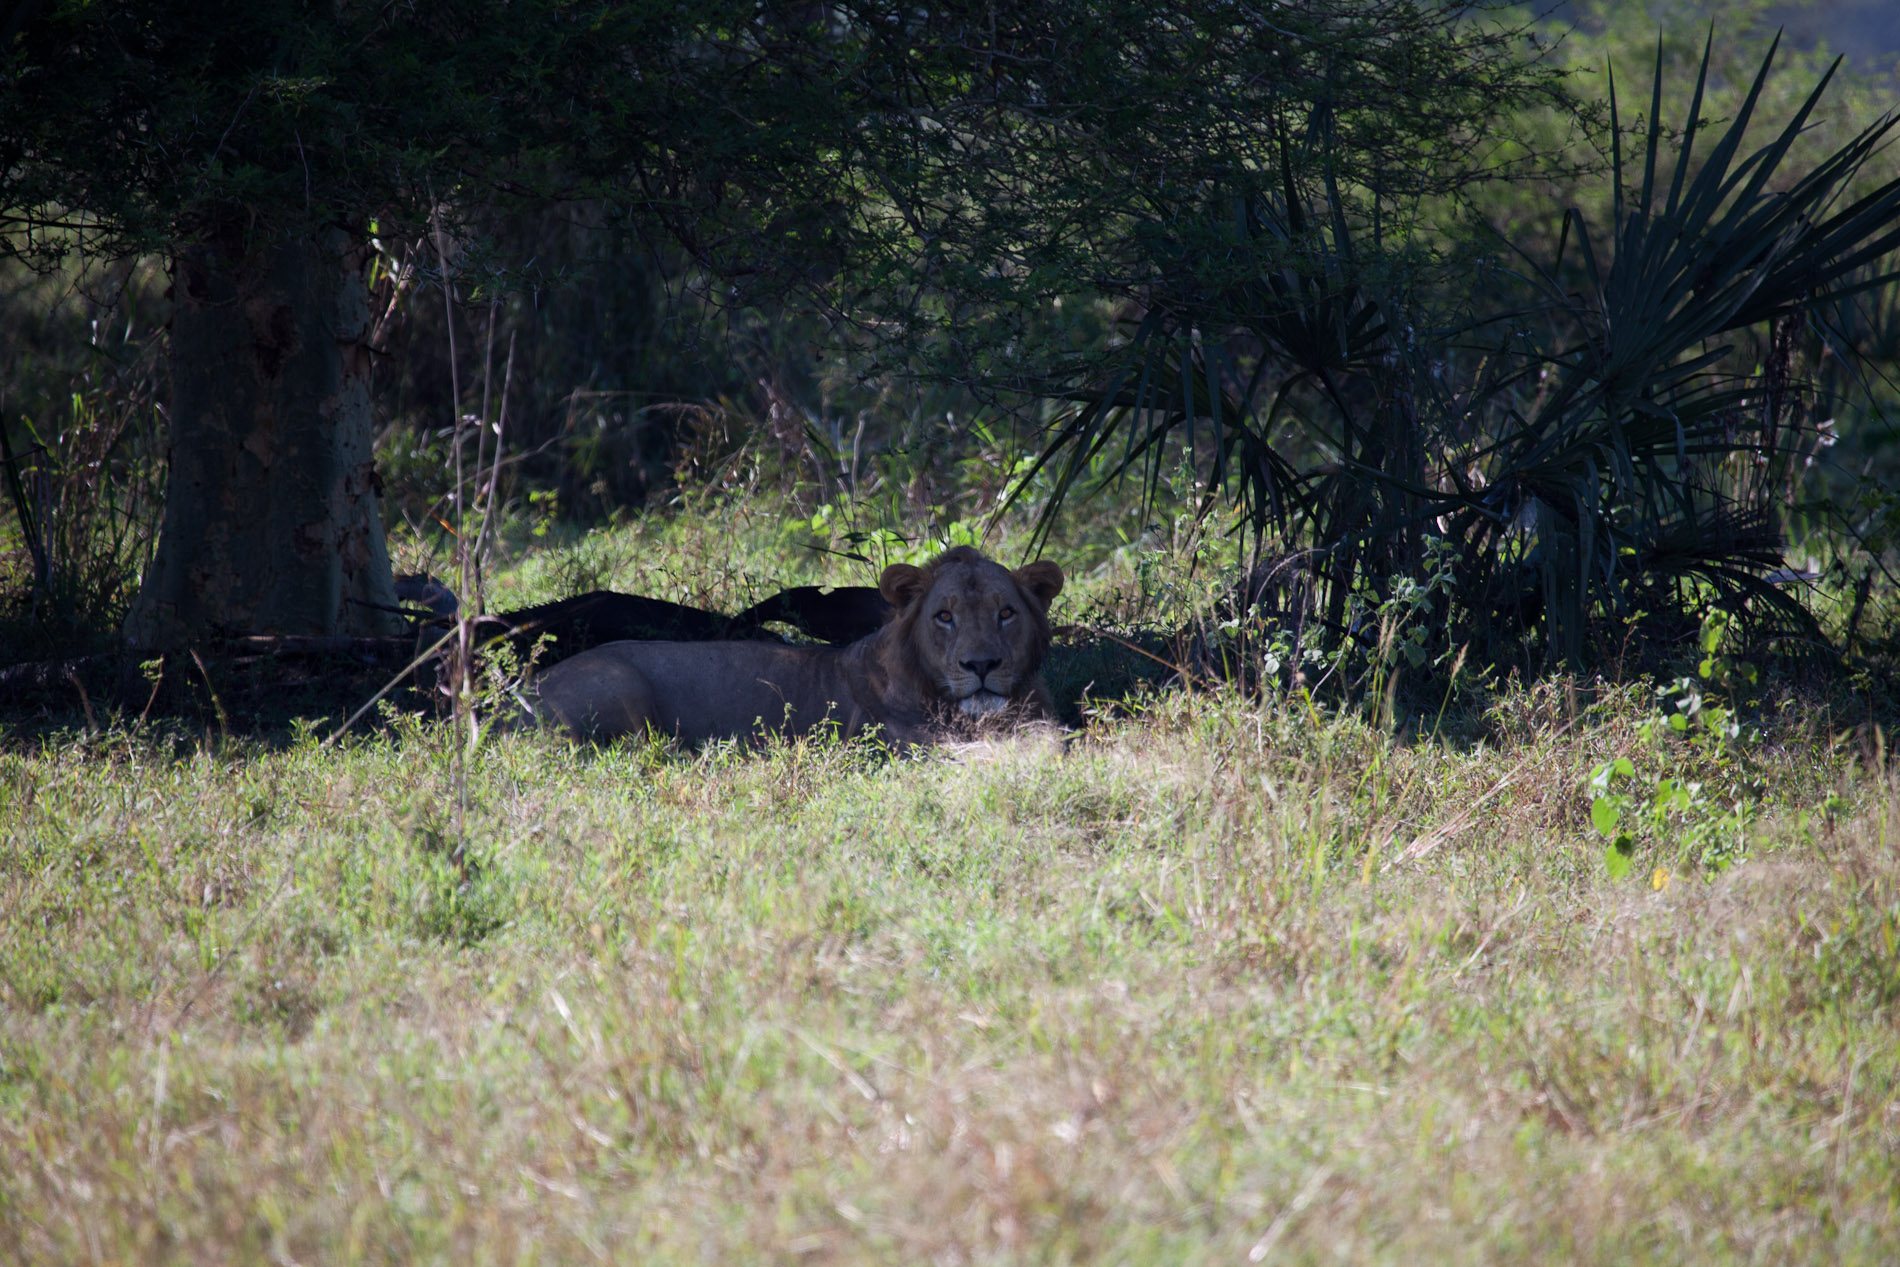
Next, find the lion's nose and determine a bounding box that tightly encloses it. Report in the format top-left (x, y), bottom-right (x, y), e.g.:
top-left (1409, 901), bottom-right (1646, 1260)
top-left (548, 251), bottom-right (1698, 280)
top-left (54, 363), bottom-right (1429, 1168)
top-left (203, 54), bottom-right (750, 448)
top-left (961, 657), bottom-right (1000, 680)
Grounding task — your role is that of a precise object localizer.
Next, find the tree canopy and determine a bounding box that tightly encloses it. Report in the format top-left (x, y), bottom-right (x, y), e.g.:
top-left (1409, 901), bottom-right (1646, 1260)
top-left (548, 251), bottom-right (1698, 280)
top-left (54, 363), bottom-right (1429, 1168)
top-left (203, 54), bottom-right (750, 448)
top-left (2, 0), bottom-right (1572, 348)
top-left (5, 2), bottom-right (1896, 669)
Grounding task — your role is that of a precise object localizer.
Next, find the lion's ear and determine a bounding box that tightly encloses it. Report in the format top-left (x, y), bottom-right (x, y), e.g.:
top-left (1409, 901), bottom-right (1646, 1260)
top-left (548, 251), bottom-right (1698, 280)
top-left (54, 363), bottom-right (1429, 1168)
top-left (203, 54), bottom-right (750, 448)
top-left (879, 563), bottom-right (931, 608)
top-left (1013, 560), bottom-right (1065, 610)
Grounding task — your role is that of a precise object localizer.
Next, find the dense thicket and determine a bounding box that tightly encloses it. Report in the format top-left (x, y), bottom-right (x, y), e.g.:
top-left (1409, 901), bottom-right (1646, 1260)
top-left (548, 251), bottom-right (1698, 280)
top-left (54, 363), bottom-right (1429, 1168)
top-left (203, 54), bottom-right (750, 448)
top-left (1022, 36), bottom-right (1900, 671)
top-left (0, 0), bottom-right (1570, 651)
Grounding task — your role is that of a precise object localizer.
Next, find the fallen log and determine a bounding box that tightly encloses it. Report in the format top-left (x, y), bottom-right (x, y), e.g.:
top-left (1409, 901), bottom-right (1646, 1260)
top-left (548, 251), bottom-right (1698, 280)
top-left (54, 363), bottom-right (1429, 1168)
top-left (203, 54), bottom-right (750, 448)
top-left (228, 635), bottom-right (417, 660)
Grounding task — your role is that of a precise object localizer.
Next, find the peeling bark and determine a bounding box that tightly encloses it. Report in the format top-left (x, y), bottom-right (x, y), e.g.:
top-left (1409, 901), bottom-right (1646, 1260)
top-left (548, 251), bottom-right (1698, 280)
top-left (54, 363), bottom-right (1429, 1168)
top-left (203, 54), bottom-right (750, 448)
top-left (127, 224), bottom-right (400, 650)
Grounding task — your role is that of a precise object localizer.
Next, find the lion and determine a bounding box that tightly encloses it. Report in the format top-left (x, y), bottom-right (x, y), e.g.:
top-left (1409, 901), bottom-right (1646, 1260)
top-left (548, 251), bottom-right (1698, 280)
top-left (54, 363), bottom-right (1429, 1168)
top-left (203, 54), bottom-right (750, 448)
top-left (530, 545), bottom-right (1065, 745)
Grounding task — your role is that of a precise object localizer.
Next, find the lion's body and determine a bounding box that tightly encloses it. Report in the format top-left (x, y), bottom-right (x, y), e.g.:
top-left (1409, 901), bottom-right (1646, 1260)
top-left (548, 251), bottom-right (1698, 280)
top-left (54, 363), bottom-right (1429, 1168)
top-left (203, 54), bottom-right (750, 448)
top-left (532, 638), bottom-right (906, 745)
top-left (532, 546), bottom-right (1063, 745)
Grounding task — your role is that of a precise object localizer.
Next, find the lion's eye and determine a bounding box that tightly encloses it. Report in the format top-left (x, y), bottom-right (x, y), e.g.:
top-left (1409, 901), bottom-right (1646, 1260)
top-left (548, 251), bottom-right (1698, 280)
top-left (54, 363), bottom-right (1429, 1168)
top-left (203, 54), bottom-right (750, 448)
top-left (999, 606), bottom-right (1016, 622)
top-left (935, 610), bottom-right (954, 626)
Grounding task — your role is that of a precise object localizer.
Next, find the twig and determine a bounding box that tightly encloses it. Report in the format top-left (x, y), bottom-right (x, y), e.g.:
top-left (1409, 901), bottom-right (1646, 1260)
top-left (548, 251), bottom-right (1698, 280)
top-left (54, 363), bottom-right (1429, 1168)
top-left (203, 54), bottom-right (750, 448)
top-left (188, 649), bottom-right (228, 742)
top-left (0, 411), bottom-right (50, 595)
top-left (473, 330), bottom-right (516, 601)
top-left (368, 236), bottom-right (420, 355)
top-left (429, 198), bottom-right (473, 865)
top-left (65, 667), bottom-right (98, 733)
top-left (136, 656), bottom-right (164, 725)
top-left (1247, 1163), bottom-right (1334, 1262)
top-left (472, 299), bottom-right (498, 608)
top-left (228, 634), bottom-right (417, 657)
top-left (319, 625), bottom-right (460, 750)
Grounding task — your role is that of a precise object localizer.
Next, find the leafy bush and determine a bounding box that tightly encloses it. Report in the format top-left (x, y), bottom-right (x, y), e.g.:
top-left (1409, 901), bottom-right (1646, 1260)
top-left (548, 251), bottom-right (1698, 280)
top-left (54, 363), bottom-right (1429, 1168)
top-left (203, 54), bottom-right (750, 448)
top-left (1, 390), bottom-right (161, 662)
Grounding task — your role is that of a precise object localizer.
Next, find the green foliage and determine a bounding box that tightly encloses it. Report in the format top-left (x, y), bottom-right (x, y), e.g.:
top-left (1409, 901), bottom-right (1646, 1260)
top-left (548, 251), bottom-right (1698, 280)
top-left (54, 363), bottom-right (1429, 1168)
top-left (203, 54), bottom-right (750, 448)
top-left (1585, 610), bottom-right (1781, 878)
top-left (1023, 36), bottom-right (1900, 670)
top-left (0, 391), bottom-right (161, 658)
top-left (411, 846), bottom-right (515, 948)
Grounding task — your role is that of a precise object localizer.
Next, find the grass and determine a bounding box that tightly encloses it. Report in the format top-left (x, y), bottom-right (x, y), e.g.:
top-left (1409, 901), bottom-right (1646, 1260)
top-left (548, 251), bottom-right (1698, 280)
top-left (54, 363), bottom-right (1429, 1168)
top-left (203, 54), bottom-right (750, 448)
top-left (3, 632), bottom-right (1897, 1261)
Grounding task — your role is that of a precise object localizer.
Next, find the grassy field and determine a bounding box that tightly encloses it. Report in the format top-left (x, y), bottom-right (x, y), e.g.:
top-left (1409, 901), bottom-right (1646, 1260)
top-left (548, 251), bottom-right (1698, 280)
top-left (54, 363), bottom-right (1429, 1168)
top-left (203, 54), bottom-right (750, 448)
top-left (3, 514), bottom-right (1899, 1263)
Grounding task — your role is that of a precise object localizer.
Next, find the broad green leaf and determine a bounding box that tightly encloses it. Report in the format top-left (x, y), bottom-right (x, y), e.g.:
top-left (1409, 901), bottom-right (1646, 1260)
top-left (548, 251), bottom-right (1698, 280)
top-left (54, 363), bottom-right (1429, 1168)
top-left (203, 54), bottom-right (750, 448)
top-left (1604, 835), bottom-right (1636, 880)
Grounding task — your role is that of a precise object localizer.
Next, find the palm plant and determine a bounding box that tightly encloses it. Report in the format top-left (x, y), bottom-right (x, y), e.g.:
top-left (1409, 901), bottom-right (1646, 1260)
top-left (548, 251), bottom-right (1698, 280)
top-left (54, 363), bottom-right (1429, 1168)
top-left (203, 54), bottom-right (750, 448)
top-left (1018, 35), bottom-right (1900, 669)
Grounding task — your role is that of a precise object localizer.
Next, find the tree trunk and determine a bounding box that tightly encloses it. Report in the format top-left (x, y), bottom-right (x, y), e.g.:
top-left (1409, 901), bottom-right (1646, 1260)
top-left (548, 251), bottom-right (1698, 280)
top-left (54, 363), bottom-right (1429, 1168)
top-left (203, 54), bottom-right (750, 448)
top-left (126, 224), bottom-right (400, 651)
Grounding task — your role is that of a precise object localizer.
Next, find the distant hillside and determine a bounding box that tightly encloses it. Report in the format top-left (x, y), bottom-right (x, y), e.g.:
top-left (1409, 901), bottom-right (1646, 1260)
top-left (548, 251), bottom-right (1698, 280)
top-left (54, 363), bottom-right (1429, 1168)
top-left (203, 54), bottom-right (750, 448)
top-left (1770, 0), bottom-right (1900, 69)
top-left (1546, 1), bottom-right (1900, 71)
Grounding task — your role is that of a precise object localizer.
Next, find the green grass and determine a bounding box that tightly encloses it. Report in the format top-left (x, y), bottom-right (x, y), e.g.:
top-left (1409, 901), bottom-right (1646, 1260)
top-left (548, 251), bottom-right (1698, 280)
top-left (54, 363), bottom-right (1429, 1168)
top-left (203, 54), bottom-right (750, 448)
top-left (3, 663), bottom-right (1896, 1261)
top-left (388, 455), bottom-right (1237, 625)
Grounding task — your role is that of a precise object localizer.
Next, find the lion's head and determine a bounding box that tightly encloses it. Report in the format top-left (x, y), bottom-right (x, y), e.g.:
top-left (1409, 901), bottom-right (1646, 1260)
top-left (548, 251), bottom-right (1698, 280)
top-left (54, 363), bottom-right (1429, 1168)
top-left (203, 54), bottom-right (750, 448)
top-left (876, 545), bottom-right (1065, 717)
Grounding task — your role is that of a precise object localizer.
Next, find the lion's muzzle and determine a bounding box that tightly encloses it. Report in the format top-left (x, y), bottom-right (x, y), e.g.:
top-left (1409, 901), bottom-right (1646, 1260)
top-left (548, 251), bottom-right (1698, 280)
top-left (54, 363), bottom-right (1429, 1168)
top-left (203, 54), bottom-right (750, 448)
top-left (957, 691), bottom-right (1009, 717)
